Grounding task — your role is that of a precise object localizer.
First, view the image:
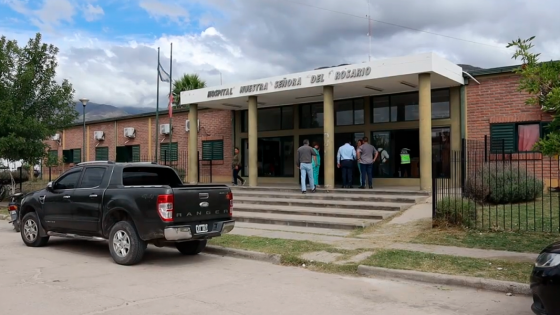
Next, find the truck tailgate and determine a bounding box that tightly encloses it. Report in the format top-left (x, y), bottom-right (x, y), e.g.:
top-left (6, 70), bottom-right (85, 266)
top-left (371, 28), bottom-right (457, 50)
top-left (171, 186), bottom-right (231, 223)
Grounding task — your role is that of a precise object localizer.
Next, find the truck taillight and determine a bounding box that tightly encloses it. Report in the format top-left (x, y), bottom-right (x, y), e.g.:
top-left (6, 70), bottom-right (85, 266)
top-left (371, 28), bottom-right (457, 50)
top-left (157, 194), bottom-right (174, 222)
top-left (226, 192), bottom-right (233, 216)
top-left (8, 205), bottom-right (17, 211)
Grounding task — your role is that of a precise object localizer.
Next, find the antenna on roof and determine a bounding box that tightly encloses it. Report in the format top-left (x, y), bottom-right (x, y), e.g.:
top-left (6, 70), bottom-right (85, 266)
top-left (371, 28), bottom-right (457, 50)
top-left (366, 0), bottom-right (371, 62)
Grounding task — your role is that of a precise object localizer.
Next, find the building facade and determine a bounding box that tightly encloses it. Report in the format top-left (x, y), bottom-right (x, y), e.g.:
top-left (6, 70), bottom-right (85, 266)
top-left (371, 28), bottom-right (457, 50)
top-left (43, 54), bottom-right (558, 190)
top-left (43, 108), bottom-right (234, 183)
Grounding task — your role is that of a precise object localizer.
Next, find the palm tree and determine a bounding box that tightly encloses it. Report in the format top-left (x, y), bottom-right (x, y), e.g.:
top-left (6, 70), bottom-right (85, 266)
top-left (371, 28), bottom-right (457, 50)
top-left (173, 74), bottom-right (206, 109)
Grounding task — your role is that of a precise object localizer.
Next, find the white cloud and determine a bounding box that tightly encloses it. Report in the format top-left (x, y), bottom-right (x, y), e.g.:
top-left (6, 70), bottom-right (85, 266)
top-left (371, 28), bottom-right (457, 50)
top-left (3, 0), bottom-right (76, 32)
top-left (139, 0), bottom-right (189, 24)
top-left (82, 3), bottom-right (104, 22)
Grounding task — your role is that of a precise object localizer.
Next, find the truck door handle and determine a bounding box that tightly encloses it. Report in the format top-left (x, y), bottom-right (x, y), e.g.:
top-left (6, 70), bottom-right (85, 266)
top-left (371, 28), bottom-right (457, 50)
top-left (62, 195), bottom-right (71, 199)
top-left (89, 194), bottom-right (98, 198)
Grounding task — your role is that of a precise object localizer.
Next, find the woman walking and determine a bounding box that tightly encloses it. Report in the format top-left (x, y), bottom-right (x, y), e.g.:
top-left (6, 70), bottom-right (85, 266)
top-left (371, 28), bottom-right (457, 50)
top-left (311, 142), bottom-right (321, 188)
top-left (356, 139), bottom-right (363, 187)
top-left (232, 147), bottom-right (245, 185)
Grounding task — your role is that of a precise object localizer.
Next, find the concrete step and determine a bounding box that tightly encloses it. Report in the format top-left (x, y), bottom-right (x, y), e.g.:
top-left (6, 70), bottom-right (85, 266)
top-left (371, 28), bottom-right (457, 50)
top-left (232, 212), bottom-right (378, 230)
top-left (233, 222), bottom-right (351, 237)
top-left (231, 186), bottom-right (429, 196)
top-left (232, 190), bottom-right (423, 203)
top-left (233, 203), bottom-right (396, 220)
top-left (233, 196), bottom-right (410, 211)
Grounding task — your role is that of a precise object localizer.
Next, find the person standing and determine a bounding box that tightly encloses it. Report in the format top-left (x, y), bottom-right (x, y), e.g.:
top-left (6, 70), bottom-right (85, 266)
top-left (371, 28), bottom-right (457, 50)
top-left (311, 142), bottom-right (321, 188)
top-left (357, 137), bottom-right (378, 189)
top-left (377, 147), bottom-right (390, 176)
top-left (337, 138), bottom-right (356, 188)
top-left (232, 147), bottom-right (245, 186)
top-left (400, 148), bottom-right (411, 177)
top-left (297, 139), bottom-right (317, 194)
top-left (356, 139), bottom-right (363, 187)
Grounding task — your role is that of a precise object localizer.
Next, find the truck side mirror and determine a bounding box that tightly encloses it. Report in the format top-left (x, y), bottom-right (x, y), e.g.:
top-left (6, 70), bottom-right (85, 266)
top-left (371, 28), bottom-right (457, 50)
top-left (46, 181), bottom-right (53, 191)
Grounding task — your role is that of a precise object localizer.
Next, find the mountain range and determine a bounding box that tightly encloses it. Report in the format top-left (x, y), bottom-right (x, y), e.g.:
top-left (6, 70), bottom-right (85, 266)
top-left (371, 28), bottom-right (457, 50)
top-left (74, 102), bottom-right (154, 122)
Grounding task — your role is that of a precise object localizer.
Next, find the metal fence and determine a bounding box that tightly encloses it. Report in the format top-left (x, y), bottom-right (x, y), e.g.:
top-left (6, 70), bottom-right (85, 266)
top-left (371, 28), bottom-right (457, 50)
top-left (432, 136), bottom-right (560, 232)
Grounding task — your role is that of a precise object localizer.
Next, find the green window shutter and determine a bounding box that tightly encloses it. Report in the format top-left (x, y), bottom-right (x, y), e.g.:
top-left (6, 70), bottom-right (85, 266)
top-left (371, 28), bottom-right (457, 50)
top-left (202, 140), bottom-right (224, 160)
top-left (160, 143), bottom-right (178, 161)
top-left (116, 146), bottom-right (128, 162)
top-left (95, 147), bottom-right (109, 161)
top-left (131, 145), bottom-right (141, 162)
top-left (62, 150), bottom-right (72, 164)
top-left (490, 123), bottom-right (515, 153)
top-left (73, 149), bottom-right (82, 163)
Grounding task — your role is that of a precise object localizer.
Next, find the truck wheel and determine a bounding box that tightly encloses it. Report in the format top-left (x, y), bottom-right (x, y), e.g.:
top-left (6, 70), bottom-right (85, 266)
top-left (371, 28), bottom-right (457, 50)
top-left (108, 221), bottom-right (146, 266)
top-left (21, 212), bottom-right (49, 247)
top-left (175, 240), bottom-right (207, 255)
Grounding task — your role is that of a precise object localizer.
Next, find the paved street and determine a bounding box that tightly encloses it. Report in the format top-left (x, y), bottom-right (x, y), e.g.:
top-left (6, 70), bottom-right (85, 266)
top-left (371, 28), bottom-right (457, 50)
top-left (0, 223), bottom-right (532, 315)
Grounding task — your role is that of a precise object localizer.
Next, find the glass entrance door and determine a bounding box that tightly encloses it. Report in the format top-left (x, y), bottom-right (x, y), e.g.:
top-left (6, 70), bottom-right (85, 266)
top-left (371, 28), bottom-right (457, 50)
top-left (371, 131), bottom-right (394, 178)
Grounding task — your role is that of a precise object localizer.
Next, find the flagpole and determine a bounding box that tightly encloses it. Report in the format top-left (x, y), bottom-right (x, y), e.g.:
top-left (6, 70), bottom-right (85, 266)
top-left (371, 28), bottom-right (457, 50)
top-left (155, 47), bottom-right (160, 163)
top-left (168, 42), bottom-right (173, 163)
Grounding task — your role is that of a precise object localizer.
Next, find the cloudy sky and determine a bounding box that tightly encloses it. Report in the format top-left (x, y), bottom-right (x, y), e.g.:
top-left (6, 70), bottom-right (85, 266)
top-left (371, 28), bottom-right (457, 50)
top-left (1, 0), bottom-right (559, 108)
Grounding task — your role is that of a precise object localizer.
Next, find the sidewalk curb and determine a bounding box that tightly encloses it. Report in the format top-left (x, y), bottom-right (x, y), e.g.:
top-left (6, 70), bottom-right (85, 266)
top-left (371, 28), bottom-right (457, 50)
top-left (204, 245), bottom-right (282, 265)
top-left (357, 265), bottom-right (531, 295)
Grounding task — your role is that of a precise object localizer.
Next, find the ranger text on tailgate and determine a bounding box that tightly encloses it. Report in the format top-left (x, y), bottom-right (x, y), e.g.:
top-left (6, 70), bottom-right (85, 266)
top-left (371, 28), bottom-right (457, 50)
top-left (17, 161), bottom-right (235, 265)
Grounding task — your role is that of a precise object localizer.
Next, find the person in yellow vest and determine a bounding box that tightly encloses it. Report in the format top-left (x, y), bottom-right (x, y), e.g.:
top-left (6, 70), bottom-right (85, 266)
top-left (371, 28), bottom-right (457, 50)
top-left (400, 148), bottom-right (411, 178)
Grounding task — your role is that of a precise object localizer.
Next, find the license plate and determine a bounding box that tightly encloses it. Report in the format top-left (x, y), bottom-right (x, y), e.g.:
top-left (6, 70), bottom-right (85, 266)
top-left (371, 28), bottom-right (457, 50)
top-left (195, 224), bottom-right (208, 233)
top-left (9, 211), bottom-right (17, 220)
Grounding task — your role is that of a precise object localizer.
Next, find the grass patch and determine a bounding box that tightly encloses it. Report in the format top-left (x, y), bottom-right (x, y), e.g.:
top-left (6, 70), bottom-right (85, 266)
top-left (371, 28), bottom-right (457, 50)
top-left (436, 193), bottom-right (560, 232)
top-left (0, 207), bottom-right (7, 216)
top-left (363, 249), bottom-right (533, 284)
top-left (208, 234), bottom-right (361, 274)
top-left (412, 228), bottom-right (558, 253)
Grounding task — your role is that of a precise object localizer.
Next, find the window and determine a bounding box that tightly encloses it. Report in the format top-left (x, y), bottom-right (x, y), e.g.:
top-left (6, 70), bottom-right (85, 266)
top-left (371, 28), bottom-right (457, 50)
top-left (202, 140), bottom-right (224, 160)
top-left (241, 136), bottom-right (294, 177)
top-left (78, 167), bottom-right (106, 188)
top-left (95, 147), bottom-right (109, 161)
top-left (371, 89), bottom-right (451, 123)
top-left (116, 145), bottom-right (140, 162)
top-left (299, 103), bottom-right (324, 129)
top-left (122, 167), bottom-right (183, 186)
top-left (334, 98), bottom-right (364, 126)
top-left (490, 122), bottom-right (549, 153)
top-left (53, 168), bottom-right (83, 190)
top-left (160, 143), bottom-right (178, 162)
top-left (241, 106), bottom-right (294, 132)
top-left (62, 149), bottom-right (81, 164)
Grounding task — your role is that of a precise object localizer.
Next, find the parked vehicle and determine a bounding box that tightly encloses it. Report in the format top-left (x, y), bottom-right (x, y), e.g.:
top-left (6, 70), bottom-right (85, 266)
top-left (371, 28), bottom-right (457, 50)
top-left (8, 193), bottom-right (24, 232)
top-left (18, 161), bottom-right (235, 265)
top-left (531, 241), bottom-right (560, 315)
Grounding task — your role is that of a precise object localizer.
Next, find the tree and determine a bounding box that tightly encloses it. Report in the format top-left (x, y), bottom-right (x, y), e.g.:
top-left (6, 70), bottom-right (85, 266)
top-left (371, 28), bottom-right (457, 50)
top-left (172, 74), bottom-right (206, 109)
top-left (507, 36), bottom-right (560, 156)
top-left (0, 33), bottom-right (77, 167)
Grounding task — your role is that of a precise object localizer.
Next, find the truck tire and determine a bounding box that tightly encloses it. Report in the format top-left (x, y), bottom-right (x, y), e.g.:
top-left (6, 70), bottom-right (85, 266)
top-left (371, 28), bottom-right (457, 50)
top-left (21, 212), bottom-right (49, 247)
top-left (175, 240), bottom-right (207, 255)
top-left (108, 221), bottom-right (146, 266)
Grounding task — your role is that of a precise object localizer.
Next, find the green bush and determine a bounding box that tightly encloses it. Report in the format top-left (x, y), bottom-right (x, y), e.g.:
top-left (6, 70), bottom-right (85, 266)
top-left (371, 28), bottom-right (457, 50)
top-left (435, 197), bottom-right (476, 227)
top-left (464, 162), bottom-right (543, 204)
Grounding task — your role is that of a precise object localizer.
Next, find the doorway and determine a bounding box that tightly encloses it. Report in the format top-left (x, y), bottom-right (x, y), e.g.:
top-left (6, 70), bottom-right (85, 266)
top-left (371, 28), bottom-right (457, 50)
top-left (334, 132), bottom-right (364, 186)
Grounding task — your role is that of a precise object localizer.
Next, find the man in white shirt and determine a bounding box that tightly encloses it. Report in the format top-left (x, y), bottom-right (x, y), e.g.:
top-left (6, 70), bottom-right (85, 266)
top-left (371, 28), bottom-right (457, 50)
top-left (337, 138), bottom-right (357, 188)
top-left (377, 147), bottom-right (390, 176)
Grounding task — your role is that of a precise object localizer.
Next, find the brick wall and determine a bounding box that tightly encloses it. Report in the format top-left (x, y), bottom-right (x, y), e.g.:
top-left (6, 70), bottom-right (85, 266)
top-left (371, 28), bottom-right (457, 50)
top-left (466, 73), bottom-right (558, 186)
top-left (43, 109), bottom-right (233, 182)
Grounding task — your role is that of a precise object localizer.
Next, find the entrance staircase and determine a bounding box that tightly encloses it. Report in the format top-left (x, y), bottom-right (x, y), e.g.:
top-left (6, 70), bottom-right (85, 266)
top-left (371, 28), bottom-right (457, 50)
top-left (229, 186), bottom-right (430, 235)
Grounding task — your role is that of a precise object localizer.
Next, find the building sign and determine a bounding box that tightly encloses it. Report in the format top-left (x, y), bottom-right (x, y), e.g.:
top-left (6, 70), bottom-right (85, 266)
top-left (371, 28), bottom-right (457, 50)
top-left (310, 74), bottom-right (325, 84)
top-left (274, 77), bottom-right (302, 89)
top-left (335, 67), bottom-right (371, 80)
top-left (240, 83), bottom-right (269, 94)
top-left (207, 88), bottom-right (233, 98)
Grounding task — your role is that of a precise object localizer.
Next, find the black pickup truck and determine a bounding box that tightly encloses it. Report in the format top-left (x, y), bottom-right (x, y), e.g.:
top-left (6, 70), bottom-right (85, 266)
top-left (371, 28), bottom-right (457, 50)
top-left (18, 161), bottom-right (235, 265)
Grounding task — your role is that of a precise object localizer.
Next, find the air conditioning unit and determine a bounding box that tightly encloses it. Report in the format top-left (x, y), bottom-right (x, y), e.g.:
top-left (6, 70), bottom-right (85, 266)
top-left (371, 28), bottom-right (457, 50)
top-left (51, 133), bottom-right (61, 141)
top-left (185, 119), bottom-right (200, 132)
top-left (93, 131), bottom-right (105, 141)
top-left (124, 127), bottom-right (136, 138)
top-left (160, 124), bottom-right (170, 135)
